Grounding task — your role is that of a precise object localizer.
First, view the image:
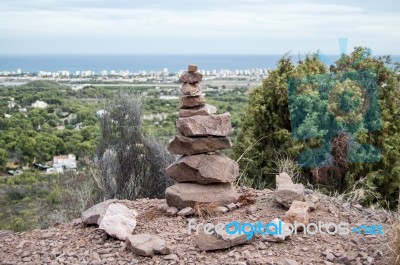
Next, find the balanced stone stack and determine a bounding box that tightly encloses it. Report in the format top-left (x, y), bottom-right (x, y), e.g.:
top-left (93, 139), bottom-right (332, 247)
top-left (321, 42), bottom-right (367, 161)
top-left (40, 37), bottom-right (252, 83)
top-left (165, 64), bottom-right (239, 210)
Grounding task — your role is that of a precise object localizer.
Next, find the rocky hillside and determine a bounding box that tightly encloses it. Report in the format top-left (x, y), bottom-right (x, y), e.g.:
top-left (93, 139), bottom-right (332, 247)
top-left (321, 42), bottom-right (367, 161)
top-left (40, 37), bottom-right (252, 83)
top-left (0, 185), bottom-right (394, 265)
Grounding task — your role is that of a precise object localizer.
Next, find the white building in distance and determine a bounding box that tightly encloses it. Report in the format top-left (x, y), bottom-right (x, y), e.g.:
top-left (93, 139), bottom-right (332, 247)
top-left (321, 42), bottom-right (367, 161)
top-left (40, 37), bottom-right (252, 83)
top-left (31, 100), bottom-right (48, 109)
top-left (53, 154), bottom-right (77, 171)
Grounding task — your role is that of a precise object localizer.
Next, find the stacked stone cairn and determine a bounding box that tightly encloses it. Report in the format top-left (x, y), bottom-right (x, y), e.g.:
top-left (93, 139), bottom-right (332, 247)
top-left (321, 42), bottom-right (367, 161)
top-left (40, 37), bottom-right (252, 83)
top-left (165, 64), bottom-right (240, 210)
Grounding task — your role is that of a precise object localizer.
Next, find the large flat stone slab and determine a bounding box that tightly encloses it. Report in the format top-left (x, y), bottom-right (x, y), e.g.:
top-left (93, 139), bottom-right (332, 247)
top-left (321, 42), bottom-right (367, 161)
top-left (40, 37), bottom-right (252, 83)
top-left (181, 82), bottom-right (201, 96)
top-left (165, 153), bottom-right (239, 184)
top-left (176, 113), bottom-right (232, 137)
top-left (179, 72), bottom-right (203, 83)
top-left (178, 104), bottom-right (217, 117)
top-left (167, 135), bottom-right (232, 155)
top-left (165, 183), bottom-right (239, 209)
top-left (180, 95), bottom-right (206, 108)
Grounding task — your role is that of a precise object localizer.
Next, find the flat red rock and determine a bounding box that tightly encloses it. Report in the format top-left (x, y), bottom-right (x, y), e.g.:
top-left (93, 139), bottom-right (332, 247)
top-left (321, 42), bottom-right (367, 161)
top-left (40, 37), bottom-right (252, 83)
top-left (178, 104), bottom-right (217, 117)
top-left (180, 95), bottom-right (206, 108)
top-left (165, 182), bottom-right (239, 209)
top-left (179, 72), bottom-right (202, 83)
top-left (176, 113), bottom-right (232, 137)
top-left (167, 135), bottom-right (231, 155)
top-left (165, 153), bottom-right (239, 184)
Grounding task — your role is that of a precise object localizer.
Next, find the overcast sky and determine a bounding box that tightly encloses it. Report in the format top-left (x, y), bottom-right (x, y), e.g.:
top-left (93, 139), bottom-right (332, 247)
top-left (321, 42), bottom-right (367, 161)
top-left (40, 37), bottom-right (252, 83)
top-left (0, 0), bottom-right (399, 55)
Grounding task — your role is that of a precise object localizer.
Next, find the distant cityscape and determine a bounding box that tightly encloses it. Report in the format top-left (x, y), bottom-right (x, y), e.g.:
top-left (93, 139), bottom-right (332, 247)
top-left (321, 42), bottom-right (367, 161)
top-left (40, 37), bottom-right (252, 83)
top-left (0, 67), bottom-right (270, 87)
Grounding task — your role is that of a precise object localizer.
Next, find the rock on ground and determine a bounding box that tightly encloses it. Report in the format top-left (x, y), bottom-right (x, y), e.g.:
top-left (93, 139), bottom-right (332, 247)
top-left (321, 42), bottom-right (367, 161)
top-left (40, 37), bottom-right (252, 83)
top-left (304, 194), bottom-right (320, 211)
top-left (275, 172), bottom-right (304, 208)
top-left (126, 234), bottom-right (170, 257)
top-left (262, 218), bottom-right (292, 242)
top-left (195, 228), bottom-right (255, 251)
top-left (99, 203), bottom-right (138, 241)
top-left (166, 206), bottom-right (179, 216)
top-left (177, 207), bottom-right (194, 216)
top-left (81, 199), bottom-right (118, 225)
top-left (283, 200), bottom-right (310, 229)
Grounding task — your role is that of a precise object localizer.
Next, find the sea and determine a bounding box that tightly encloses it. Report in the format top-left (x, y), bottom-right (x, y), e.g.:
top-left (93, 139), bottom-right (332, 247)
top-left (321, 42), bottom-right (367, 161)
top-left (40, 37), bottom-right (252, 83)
top-left (0, 54), bottom-right (399, 73)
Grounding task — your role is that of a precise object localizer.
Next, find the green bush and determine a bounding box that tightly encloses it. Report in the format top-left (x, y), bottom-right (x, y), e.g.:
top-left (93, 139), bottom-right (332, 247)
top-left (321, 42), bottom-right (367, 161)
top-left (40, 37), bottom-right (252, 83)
top-left (234, 47), bottom-right (400, 208)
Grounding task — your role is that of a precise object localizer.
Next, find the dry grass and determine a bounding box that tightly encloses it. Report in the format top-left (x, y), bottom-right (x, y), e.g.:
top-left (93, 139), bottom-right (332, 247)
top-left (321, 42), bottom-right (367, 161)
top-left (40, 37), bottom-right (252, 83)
top-left (387, 194), bottom-right (400, 265)
top-left (388, 218), bottom-right (400, 265)
top-left (193, 202), bottom-right (220, 220)
top-left (271, 153), bottom-right (303, 184)
top-left (137, 206), bottom-right (166, 221)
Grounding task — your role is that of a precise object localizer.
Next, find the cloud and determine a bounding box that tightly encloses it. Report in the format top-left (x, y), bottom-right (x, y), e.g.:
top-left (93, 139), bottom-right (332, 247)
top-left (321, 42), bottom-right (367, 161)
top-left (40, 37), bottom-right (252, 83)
top-left (0, 0), bottom-right (399, 54)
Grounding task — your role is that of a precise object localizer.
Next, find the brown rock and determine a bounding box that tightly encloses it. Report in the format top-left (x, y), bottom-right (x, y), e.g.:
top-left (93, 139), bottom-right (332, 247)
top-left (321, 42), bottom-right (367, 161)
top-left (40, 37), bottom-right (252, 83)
top-left (178, 104), bottom-right (217, 117)
top-left (226, 203), bottom-right (237, 211)
top-left (258, 241), bottom-right (268, 250)
top-left (167, 135), bottom-right (231, 155)
top-left (166, 206), bottom-right (179, 216)
top-left (22, 257), bottom-right (31, 262)
top-left (283, 201), bottom-right (310, 229)
top-left (16, 240), bottom-right (29, 249)
top-left (165, 153), bottom-right (239, 184)
top-left (126, 234), bottom-right (170, 257)
top-left (176, 113), bottom-right (232, 137)
top-left (177, 207), bottom-right (194, 216)
top-left (90, 251), bottom-right (101, 261)
top-left (99, 203), bottom-right (138, 241)
top-left (245, 205), bottom-right (257, 215)
top-left (285, 259), bottom-right (299, 265)
top-left (337, 256), bottom-right (351, 265)
top-left (180, 95), bottom-right (206, 108)
top-left (179, 72), bottom-right (202, 83)
top-left (181, 82), bottom-right (201, 95)
top-left (304, 194), bottom-right (319, 211)
top-left (195, 227), bottom-right (254, 251)
top-left (41, 231), bottom-right (55, 239)
top-left (165, 182), bottom-right (239, 209)
top-left (275, 184), bottom-right (304, 208)
top-left (163, 254), bottom-right (179, 261)
top-left (262, 218), bottom-right (292, 242)
top-left (276, 172), bottom-right (293, 188)
top-left (81, 199), bottom-right (118, 225)
top-left (275, 172), bottom-right (304, 208)
top-left (188, 64), bottom-right (198, 73)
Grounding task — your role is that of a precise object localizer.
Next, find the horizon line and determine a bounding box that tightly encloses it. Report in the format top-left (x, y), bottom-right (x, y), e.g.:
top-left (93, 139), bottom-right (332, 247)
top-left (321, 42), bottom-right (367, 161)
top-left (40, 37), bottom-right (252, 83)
top-left (1, 53), bottom-right (399, 56)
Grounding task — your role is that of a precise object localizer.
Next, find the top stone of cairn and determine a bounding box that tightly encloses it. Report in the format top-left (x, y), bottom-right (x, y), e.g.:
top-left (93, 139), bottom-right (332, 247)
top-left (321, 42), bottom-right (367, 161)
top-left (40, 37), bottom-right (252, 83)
top-left (179, 64), bottom-right (202, 83)
top-left (188, 64), bottom-right (198, 73)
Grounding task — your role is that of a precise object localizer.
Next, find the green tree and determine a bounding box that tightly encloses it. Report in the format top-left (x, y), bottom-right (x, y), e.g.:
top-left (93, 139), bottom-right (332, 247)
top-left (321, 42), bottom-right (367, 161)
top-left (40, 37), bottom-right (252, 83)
top-left (0, 148), bottom-right (7, 169)
top-left (234, 47), bottom-right (400, 208)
